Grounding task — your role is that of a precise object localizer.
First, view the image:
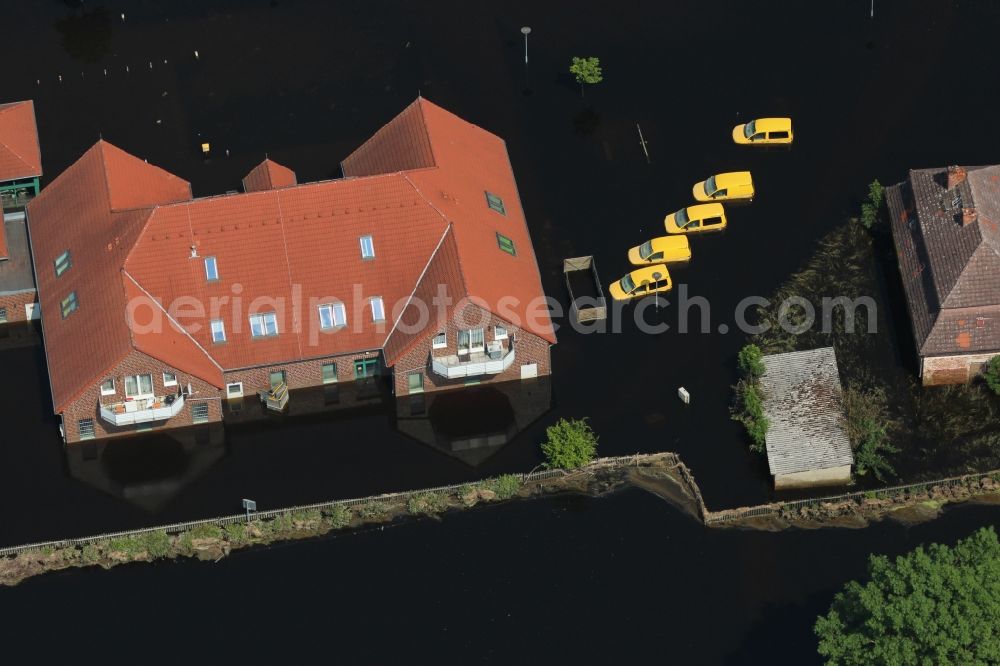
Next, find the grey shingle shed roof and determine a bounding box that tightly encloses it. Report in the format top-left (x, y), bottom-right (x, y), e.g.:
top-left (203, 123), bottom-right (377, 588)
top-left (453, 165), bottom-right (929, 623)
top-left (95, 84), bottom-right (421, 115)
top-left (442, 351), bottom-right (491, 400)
top-left (760, 347), bottom-right (854, 476)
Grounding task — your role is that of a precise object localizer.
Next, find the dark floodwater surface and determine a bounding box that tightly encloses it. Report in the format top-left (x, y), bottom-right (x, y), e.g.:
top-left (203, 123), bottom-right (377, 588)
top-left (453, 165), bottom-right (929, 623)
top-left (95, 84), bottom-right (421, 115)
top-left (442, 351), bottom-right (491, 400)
top-left (2, 0), bottom-right (1000, 661)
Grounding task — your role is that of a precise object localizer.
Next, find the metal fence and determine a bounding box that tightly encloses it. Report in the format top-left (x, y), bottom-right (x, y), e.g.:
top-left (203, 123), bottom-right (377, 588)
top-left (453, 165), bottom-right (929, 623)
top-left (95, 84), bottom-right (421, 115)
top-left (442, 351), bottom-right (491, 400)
top-left (0, 456), bottom-right (653, 558)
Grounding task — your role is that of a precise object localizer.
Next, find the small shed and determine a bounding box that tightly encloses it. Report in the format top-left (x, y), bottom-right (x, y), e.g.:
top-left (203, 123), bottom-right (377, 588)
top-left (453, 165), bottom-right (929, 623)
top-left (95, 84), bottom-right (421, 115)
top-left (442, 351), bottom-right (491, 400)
top-left (760, 347), bottom-right (854, 489)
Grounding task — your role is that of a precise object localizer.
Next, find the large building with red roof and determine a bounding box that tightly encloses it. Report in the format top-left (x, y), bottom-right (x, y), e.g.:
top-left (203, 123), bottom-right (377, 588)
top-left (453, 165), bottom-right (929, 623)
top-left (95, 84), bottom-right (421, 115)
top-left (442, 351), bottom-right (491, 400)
top-left (27, 98), bottom-right (556, 443)
top-left (0, 99), bottom-right (42, 325)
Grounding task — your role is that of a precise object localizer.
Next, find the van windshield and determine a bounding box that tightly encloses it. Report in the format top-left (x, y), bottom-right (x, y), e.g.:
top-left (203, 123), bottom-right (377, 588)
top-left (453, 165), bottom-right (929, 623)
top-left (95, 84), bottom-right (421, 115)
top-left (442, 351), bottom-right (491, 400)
top-left (705, 176), bottom-right (718, 195)
top-left (675, 207), bottom-right (690, 228)
top-left (639, 241), bottom-right (654, 259)
top-left (620, 274), bottom-right (636, 293)
top-left (743, 120), bottom-right (756, 139)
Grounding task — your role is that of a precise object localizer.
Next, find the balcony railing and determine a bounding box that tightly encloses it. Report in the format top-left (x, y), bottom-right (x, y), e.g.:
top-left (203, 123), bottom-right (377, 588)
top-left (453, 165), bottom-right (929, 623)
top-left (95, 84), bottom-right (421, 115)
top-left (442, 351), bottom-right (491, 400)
top-left (431, 341), bottom-right (515, 380)
top-left (99, 392), bottom-right (185, 427)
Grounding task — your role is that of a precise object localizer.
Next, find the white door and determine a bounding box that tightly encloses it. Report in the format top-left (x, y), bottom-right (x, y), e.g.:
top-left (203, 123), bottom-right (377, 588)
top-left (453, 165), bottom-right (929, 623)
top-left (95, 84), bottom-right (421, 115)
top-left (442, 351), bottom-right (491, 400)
top-left (520, 363), bottom-right (538, 379)
top-left (24, 302), bottom-right (39, 320)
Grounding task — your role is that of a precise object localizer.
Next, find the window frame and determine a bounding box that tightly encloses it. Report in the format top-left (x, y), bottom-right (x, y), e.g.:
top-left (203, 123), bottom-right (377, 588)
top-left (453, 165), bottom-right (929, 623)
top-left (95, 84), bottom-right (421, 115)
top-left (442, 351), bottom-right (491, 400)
top-left (191, 402), bottom-right (210, 424)
top-left (100, 378), bottom-right (116, 396)
top-left (407, 371), bottom-right (424, 394)
top-left (54, 250), bottom-right (72, 277)
top-left (494, 324), bottom-right (508, 340)
top-left (61, 292), bottom-right (79, 319)
top-left (458, 328), bottom-right (485, 354)
top-left (0, 306), bottom-right (6, 323)
top-left (124, 374), bottom-right (154, 399)
top-left (321, 362), bottom-right (338, 384)
top-left (318, 302), bottom-right (347, 330)
top-left (78, 418), bottom-right (96, 441)
top-left (162, 372), bottom-right (178, 387)
top-left (359, 235), bottom-right (375, 260)
top-left (432, 332), bottom-right (447, 349)
top-left (485, 191), bottom-right (506, 216)
top-left (210, 319), bottom-right (227, 343)
top-left (226, 382), bottom-right (244, 398)
top-left (496, 232), bottom-right (516, 256)
top-left (249, 311), bottom-right (279, 338)
top-left (204, 256), bottom-right (219, 282)
top-left (370, 296), bottom-right (385, 323)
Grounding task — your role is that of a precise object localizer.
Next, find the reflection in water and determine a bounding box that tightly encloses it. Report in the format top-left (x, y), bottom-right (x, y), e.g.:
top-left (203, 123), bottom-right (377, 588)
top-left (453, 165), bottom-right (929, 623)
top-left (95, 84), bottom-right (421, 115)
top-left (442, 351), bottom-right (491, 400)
top-left (0, 321), bottom-right (41, 352)
top-left (66, 424), bottom-right (226, 513)
top-left (393, 378), bottom-right (552, 466)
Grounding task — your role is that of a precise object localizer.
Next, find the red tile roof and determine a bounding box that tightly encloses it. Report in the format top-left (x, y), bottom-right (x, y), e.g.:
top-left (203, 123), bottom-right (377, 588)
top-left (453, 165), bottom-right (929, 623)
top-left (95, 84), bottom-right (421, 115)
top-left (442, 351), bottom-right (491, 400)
top-left (344, 98), bottom-right (556, 344)
top-left (28, 99), bottom-right (553, 415)
top-left (242, 158), bottom-right (298, 192)
top-left (0, 101), bottom-right (41, 182)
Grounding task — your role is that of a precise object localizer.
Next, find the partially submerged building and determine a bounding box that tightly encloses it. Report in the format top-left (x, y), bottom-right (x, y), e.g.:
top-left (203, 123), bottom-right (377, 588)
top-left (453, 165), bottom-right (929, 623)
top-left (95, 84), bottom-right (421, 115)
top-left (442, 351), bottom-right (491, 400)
top-left (0, 99), bottom-right (42, 323)
top-left (26, 98), bottom-right (555, 443)
top-left (887, 165), bottom-right (1000, 385)
top-left (760, 347), bottom-right (854, 489)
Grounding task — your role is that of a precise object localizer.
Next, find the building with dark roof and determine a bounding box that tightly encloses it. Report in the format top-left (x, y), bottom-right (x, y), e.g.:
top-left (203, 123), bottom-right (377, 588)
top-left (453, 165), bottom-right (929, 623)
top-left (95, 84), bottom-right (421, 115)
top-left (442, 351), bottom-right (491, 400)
top-left (760, 347), bottom-right (853, 489)
top-left (26, 98), bottom-right (556, 443)
top-left (887, 165), bottom-right (1000, 384)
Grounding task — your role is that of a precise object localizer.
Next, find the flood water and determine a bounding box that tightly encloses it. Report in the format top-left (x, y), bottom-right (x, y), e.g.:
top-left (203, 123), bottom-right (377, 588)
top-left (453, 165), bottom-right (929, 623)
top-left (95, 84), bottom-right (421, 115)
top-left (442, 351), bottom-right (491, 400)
top-left (2, 1), bottom-right (1000, 660)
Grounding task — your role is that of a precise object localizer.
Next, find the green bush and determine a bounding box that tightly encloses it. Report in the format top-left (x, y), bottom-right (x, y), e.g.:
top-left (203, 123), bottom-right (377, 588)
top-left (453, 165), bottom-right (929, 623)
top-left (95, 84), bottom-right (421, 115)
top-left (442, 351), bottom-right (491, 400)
top-left (224, 523), bottom-right (247, 544)
top-left (842, 385), bottom-right (898, 482)
top-left (491, 474), bottom-right (522, 500)
top-left (541, 418), bottom-right (598, 469)
top-left (359, 502), bottom-right (388, 521)
top-left (188, 523), bottom-right (222, 540)
top-left (985, 356), bottom-right (1000, 396)
top-left (290, 509), bottom-right (322, 525)
top-left (732, 379), bottom-right (768, 453)
top-left (858, 179), bottom-right (884, 230)
top-left (407, 492), bottom-right (448, 516)
top-left (816, 527), bottom-right (1000, 664)
top-left (80, 544), bottom-right (100, 564)
top-left (325, 505), bottom-right (352, 529)
top-left (142, 531), bottom-right (171, 559)
top-left (737, 344), bottom-right (765, 379)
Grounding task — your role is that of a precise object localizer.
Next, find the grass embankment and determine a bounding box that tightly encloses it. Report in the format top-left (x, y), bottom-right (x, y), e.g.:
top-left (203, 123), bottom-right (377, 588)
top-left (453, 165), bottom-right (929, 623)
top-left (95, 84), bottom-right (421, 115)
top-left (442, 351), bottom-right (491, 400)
top-left (0, 457), bottom-right (680, 587)
top-left (746, 191), bottom-right (1000, 484)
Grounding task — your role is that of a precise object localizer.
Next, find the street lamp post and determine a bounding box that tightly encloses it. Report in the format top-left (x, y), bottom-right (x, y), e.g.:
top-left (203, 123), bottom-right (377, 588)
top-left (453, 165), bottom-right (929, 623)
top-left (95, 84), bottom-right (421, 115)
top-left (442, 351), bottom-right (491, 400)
top-left (520, 26), bottom-right (531, 64)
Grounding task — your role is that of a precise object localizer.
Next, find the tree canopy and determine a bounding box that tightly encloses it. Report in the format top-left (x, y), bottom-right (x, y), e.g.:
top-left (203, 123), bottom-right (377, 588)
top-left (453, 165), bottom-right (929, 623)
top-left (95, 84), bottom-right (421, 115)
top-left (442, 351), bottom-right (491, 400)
top-left (569, 57), bottom-right (603, 96)
top-left (541, 417), bottom-right (598, 469)
top-left (985, 356), bottom-right (1000, 396)
top-left (815, 526), bottom-right (1000, 665)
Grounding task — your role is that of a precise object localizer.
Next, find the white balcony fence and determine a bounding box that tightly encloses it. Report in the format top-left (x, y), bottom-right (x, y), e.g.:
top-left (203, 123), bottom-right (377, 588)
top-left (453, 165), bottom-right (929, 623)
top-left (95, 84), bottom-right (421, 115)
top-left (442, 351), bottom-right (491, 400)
top-left (431, 343), bottom-right (515, 379)
top-left (100, 393), bottom-right (185, 427)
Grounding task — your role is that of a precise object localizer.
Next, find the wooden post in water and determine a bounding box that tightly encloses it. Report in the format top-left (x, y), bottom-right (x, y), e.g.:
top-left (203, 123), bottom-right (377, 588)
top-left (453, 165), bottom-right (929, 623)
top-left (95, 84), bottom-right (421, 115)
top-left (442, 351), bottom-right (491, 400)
top-left (636, 123), bottom-right (650, 163)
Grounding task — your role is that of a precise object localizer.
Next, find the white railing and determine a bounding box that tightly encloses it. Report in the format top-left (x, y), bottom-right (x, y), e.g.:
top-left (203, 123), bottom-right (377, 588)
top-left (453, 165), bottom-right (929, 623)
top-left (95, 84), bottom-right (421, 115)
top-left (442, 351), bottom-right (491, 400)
top-left (99, 393), bottom-right (185, 427)
top-left (431, 344), bottom-right (516, 379)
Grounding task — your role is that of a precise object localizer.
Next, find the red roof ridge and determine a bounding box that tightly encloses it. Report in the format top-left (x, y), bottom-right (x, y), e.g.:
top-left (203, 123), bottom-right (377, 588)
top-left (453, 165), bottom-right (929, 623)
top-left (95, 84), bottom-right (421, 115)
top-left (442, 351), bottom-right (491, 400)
top-left (382, 222), bottom-right (455, 350)
top-left (400, 169), bottom-right (471, 290)
top-left (122, 269), bottom-right (226, 383)
top-left (0, 100), bottom-right (42, 178)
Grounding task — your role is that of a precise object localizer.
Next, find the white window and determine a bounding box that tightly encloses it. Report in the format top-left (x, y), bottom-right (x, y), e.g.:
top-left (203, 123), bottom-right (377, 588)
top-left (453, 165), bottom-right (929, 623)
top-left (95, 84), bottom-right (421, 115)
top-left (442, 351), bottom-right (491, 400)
top-left (318, 302), bottom-right (347, 330)
top-left (250, 312), bottom-right (278, 338)
top-left (100, 378), bottom-right (116, 396)
top-left (163, 372), bottom-right (178, 387)
top-left (226, 382), bottom-right (244, 398)
top-left (494, 324), bottom-right (508, 340)
top-left (360, 235), bottom-right (375, 260)
top-left (124, 374), bottom-right (154, 398)
top-left (458, 328), bottom-right (485, 354)
top-left (204, 256), bottom-right (219, 281)
top-left (370, 297), bottom-right (385, 322)
top-left (432, 332), bottom-right (447, 349)
top-left (55, 250), bottom-right (72, 277)
top-left (210, 319), bottom-right (226, 343)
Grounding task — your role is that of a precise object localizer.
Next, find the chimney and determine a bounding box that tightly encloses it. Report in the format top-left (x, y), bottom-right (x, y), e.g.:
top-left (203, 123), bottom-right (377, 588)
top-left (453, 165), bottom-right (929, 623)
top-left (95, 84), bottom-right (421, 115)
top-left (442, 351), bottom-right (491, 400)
top-left (947, 165), bottom-right (967, 190)
top-left (962, 207), bottom-right (978, 226)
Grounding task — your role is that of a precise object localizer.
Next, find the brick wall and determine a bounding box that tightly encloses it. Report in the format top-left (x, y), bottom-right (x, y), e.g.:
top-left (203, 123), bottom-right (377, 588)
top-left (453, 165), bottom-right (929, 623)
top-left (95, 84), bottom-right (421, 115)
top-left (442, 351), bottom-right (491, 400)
top-left (0, 290), bottom-right (37, 323)
top-left (61, 348), bottom-right (224, 444)
top-left (222, 348), bottom-right (382, 395)
top-left (922, 351), bottom-right (1000, 386)
top-left (391, 301), bottom-right (552, 396)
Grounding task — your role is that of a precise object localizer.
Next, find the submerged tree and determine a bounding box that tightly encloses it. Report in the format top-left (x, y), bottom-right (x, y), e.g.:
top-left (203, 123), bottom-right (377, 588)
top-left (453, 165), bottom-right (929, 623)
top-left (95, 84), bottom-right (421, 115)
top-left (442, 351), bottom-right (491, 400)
top-left (815, 527), bottom-right (1000, 665)
top-left (569, 57), bottom-right (603, 97)
top-left (541, 417), bottom-right (598, 469)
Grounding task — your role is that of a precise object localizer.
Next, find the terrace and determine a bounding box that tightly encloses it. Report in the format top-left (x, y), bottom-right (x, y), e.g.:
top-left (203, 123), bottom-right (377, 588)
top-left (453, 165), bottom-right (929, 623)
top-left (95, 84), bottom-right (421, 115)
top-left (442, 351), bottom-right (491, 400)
top-left (99, 392), bottom-right (185, 427)
top-left (431, 340), bottom-right (515, 379)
